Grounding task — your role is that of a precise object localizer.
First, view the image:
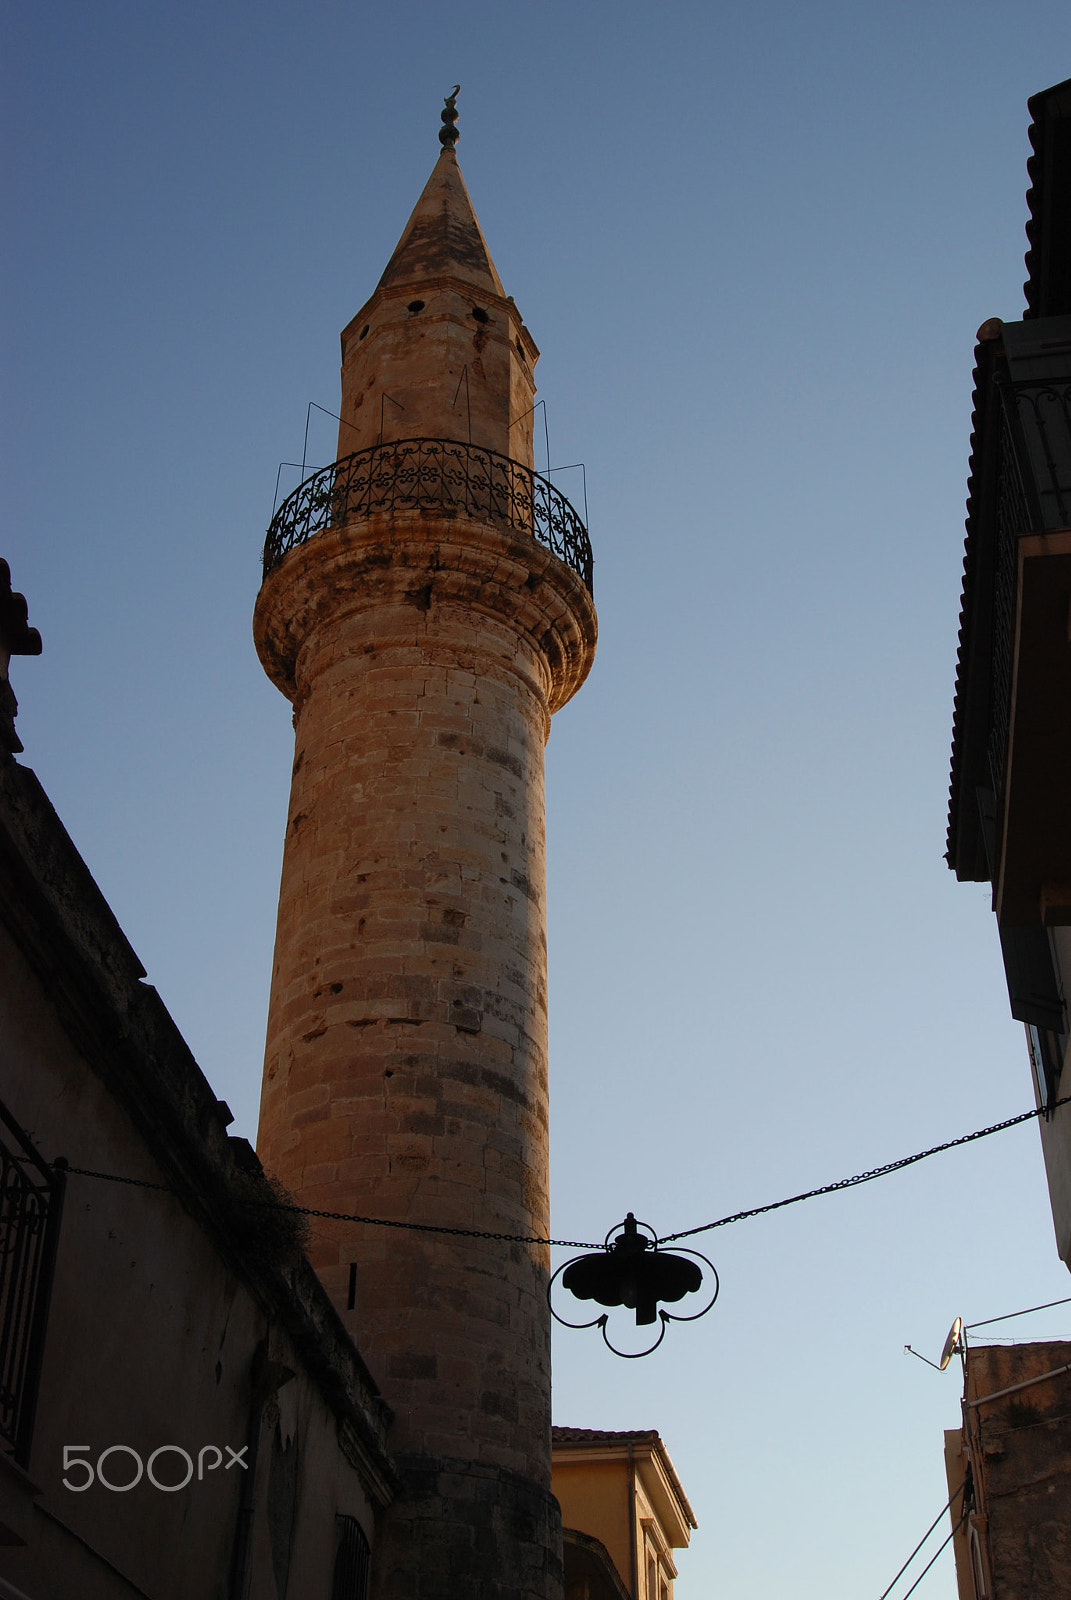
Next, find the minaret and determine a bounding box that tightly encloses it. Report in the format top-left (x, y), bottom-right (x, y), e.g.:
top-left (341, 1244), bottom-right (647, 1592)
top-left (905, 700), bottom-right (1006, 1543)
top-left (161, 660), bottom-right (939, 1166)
top-left (254, 91), bottom-right (597, 1599)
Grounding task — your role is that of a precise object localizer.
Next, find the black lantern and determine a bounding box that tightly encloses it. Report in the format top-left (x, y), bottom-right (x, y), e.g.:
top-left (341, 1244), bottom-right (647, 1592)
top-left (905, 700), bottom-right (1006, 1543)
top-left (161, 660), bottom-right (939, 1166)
top-left (549, 1214), bottom-right (718, 1358)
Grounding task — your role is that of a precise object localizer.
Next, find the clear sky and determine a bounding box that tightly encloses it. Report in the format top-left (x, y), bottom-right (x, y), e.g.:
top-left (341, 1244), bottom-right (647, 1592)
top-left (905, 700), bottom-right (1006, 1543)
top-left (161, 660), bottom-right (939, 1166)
top-left (5, 3), bottom-right (1071, 1594)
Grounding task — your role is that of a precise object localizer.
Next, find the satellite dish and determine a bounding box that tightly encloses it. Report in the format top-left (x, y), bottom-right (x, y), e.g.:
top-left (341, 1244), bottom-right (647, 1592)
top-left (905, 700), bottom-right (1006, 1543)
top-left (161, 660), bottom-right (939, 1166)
top-left (939, 1316), bottom-right (963, 1370)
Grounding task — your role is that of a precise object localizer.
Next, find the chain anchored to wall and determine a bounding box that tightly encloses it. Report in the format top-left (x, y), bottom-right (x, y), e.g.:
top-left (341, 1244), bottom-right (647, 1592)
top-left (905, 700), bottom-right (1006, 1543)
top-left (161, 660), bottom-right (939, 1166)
top-left (52, 1090), bottom-right (1071, 1356)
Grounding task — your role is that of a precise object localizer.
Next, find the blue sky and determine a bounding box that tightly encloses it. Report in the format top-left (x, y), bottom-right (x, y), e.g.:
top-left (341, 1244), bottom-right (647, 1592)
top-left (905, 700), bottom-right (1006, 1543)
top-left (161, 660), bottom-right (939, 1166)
top-left (6, 3), bottom-right (1071, 1594)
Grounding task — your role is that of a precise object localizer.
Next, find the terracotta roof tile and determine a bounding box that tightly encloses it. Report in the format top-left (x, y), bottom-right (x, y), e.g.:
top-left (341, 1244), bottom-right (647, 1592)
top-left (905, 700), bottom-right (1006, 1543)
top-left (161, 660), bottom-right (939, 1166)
top-left (552, 1426), bottom-right (660, 1445)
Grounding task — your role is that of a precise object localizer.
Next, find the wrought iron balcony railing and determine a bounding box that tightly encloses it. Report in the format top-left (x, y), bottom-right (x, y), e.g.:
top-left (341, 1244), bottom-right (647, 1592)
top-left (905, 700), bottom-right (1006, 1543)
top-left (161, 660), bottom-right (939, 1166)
top-left (263, 437), bottom-right (593, 594)
top-left (0, 1101), bottom-right (65, 1464)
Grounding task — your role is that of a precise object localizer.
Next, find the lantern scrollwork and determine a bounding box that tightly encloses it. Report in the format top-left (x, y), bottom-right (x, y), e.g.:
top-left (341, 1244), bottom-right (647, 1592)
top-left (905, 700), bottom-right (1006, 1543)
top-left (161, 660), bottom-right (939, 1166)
top-left (549, 1213), bottom-right (719, 1359)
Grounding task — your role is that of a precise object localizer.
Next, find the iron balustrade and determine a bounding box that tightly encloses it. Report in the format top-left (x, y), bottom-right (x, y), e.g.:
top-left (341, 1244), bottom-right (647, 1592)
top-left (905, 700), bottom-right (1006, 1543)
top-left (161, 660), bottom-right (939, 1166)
top-left (332, 1515), bottom-right (372, 1600)
top-left (0, 1102), bottom-right (65, 1464)
top-left (1009, 378), bottom-right (1071, 530)
top-left (263, 438), bottom-right (593, 594)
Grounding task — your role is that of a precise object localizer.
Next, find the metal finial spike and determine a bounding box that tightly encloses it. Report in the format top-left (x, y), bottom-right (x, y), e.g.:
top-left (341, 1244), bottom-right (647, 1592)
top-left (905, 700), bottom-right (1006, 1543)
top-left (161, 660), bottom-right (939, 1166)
top-left (439, 85), bottom-right (460, 150)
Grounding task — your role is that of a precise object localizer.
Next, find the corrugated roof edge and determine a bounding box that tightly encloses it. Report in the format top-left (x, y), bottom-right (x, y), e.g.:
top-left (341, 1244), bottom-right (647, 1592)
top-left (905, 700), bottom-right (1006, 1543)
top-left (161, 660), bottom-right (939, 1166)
top-left (553, 1427), bottom-right (660, 1444)
top-left (1024, 76), bottom-right (1071, 319)
top-left (946, 325), bottom-right (1003, 880)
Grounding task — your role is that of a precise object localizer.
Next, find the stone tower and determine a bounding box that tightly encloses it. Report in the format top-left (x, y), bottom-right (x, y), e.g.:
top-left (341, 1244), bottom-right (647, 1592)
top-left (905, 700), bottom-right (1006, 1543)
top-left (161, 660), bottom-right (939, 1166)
top-left (254, 95), bottom-right (597, 1599)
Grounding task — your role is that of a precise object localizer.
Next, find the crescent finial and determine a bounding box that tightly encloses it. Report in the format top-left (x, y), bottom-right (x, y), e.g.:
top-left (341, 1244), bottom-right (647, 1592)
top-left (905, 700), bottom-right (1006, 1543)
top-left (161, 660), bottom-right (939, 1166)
top-left (439, 85), bottom-right (461, 150)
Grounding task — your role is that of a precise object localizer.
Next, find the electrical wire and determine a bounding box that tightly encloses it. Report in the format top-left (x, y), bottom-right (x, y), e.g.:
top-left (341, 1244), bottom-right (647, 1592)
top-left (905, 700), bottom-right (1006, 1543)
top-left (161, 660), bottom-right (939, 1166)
top-left (898, 1513), bottom-right (966, 1600)
top-left (57, 1090), bottom-right (1071, 1249)
top-left (966, 1294), bottom-right (1071, 1330)
top-left (659, 1091), bottom-right (1071, 1245)
top-left (57, 1161), bottom-right (600, 1249)
top-left (877, 1479), bottom-right (966, 1600)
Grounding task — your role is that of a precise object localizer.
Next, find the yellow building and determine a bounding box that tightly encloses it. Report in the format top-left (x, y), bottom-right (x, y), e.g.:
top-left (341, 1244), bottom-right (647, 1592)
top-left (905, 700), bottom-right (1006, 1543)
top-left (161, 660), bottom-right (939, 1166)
top-left (552, 1428), bottom-right (697, 1600)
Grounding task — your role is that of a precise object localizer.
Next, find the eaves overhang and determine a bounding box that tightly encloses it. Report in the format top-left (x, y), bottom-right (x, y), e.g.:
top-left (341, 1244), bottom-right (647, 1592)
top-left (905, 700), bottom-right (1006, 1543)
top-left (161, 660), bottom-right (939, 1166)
top-left (951, 72), bottom-right (1071, 882)
top-left (946, 323), bottom-right (1006, 883)
top-left (551, 1426), bottom-right (697, 1541)
top-left (947, 316), bottom-right (1071, 921)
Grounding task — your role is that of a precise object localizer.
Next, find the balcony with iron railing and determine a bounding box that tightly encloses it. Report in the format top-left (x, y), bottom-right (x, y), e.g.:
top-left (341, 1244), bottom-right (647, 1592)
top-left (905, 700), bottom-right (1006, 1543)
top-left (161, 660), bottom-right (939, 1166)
top-left (262, 437), bottom-right (594, 594)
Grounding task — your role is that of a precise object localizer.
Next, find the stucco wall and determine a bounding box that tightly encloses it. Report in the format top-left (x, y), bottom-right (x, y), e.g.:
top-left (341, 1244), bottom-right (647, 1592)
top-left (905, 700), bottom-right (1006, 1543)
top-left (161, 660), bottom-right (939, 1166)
top-left (0, 761), bottom-right (390, 1598)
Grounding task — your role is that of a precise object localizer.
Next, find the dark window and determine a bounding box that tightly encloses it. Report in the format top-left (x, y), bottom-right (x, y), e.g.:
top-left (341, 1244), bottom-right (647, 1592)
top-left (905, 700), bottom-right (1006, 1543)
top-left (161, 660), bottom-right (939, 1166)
top-left (0, 1100), bottom-right (66, 1465)
top-left (331, 1515), bottom-right (371, 1600)
top-left (1027, 1023), bottom-right (1064, 1113)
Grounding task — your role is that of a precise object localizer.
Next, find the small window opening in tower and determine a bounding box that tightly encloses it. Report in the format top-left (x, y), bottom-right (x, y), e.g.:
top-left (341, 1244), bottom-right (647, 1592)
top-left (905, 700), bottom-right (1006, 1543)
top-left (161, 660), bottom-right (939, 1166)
top-left (407, 300), bottom-right (425, 315)
top-left (358, 324), bottom-right (369, 340)
top-left (470, 306), bottom-right (490, 323)
top-left (515, 338), bottom-right (526, 360)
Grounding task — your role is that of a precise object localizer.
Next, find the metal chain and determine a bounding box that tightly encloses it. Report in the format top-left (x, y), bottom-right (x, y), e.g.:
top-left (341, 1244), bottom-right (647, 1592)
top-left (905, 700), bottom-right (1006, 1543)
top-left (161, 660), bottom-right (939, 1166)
top-left (267, 1203), bottom-right (598, 1250)
top-left (58, 1163), bottom-right (598, 1249)
top-left (659, 1091), bottom-right (1071, 1244)
top-left (59, 1091), bottom-right (1071, 1252)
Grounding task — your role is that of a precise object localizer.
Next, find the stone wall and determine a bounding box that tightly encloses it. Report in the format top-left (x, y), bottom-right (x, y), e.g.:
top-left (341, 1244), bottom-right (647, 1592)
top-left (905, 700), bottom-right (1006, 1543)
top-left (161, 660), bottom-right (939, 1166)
top-left (255, 510), bottom-right (596, 1489)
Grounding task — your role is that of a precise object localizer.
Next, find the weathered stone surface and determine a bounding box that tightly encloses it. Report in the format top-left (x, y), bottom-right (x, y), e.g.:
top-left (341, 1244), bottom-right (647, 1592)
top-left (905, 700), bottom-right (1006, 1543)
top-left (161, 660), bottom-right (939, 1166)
top-left (336, 149), bottom-right (538, 466)
top-left (255, 509), bottom-right (594, 1496)
top-left (951, 1342), bottom-right (1071, 1600)
top-left (256, 142), bottom-right (595, 1600)
top-left (370, 1455), bottom-right (564, 1600)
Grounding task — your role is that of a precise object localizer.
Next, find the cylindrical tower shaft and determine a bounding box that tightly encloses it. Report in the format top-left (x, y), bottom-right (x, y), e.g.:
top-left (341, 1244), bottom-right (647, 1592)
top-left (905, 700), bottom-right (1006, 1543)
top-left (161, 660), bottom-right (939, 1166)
top-left (254, 128), bottom-right (596, 1600)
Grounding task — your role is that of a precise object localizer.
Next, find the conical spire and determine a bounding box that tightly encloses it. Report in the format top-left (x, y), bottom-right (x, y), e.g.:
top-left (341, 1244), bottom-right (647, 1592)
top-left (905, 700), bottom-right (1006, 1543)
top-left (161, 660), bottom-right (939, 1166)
top-left (335, 100), bottom-right (538, 467)
top-left (377, 147), bottom-right (505, 299)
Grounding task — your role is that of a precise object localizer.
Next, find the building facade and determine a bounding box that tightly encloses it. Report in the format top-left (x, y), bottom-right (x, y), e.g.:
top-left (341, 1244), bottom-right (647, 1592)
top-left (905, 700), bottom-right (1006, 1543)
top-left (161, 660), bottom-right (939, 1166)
top-left (944, 1344), bottom-right (1071, 1600)
top-left (947, 74), bottom-right (1071, 1265)
top-left (0, 567), bottom-right (396, 1600)
top-left (551, 1429), bottom-right (696, 1600)
top-left (944, 73), bottom-right (1071, 1599)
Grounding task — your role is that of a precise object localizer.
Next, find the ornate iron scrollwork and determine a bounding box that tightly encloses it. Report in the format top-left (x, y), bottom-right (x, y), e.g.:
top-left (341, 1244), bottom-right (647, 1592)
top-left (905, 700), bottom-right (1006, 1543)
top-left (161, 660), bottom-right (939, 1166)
top-left (549, 1213), bottom-right (719, 1359)
top-left (263, 438), bottom-right (594, 595)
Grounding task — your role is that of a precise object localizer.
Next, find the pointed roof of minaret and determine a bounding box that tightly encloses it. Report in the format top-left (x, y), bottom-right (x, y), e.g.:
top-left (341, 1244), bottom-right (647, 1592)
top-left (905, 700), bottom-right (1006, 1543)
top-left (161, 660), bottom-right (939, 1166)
top-left (377, 146), bottom-right (506, 299)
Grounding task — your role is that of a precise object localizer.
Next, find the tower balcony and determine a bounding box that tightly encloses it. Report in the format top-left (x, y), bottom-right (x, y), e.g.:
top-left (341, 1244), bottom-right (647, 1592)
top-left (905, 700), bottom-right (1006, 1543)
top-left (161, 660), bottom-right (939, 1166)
top-left (263, 437), bottom-right (593, 594)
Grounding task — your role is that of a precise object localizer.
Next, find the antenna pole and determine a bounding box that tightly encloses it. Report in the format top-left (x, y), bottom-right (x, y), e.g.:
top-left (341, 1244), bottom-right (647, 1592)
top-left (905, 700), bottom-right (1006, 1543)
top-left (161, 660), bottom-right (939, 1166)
top-left (904, 1344), bottom-right (944, 1372)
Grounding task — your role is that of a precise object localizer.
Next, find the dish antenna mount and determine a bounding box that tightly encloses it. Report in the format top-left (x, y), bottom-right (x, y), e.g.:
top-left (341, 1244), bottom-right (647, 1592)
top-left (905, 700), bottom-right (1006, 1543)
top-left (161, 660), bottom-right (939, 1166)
top-left (905, 1315), bottom-right (964, 1372)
